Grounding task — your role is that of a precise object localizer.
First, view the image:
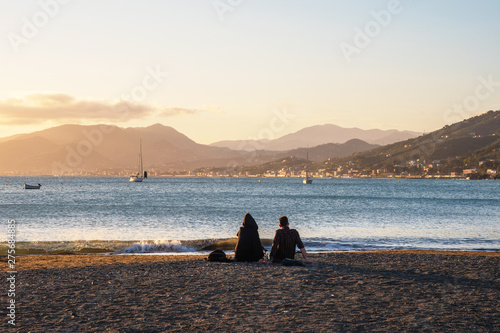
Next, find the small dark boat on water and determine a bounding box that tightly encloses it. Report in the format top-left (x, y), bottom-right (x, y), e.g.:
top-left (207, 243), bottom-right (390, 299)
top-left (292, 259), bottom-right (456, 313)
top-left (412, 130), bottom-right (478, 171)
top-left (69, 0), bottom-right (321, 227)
top-left (23, 183), bottom-right (41, 190)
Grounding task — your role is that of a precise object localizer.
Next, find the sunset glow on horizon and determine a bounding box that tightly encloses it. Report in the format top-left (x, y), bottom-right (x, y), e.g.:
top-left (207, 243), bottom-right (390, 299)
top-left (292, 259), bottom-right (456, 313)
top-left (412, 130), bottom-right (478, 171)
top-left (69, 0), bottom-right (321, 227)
top-left (1, 0), bottom-right (499, 144)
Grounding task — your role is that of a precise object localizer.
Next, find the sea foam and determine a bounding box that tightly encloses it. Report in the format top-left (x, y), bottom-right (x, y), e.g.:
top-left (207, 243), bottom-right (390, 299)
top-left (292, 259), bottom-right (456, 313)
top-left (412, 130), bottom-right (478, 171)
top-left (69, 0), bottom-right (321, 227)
top-left (121, 240), bottom-right (194, 253)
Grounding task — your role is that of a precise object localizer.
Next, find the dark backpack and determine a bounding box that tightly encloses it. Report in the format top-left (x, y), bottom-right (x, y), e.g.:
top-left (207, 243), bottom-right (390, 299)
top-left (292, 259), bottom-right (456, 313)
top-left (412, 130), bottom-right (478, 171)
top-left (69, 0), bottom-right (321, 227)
top-left (206, 250), bottom-right (231, 262)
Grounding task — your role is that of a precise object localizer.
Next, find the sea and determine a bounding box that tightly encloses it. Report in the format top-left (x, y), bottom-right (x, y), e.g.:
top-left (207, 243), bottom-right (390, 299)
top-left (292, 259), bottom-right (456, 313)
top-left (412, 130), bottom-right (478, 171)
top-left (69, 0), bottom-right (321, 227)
top-left (1, 177), bottom-right (499, 255)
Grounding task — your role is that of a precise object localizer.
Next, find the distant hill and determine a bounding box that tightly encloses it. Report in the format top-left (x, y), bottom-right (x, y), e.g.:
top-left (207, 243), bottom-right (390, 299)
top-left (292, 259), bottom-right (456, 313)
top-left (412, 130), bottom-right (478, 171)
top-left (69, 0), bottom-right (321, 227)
top-left (0, 123), bottom-right (381, 176)
top-left (233, 139), bottom-right (379, 175)
top-left (283, 139), bottom-right (379, 162)
top-left (211, 124), bottom-right (420, 151)
top-left (331, 110), bottom-right (500, 171)
top-left (0, 124), bottom-right (261, 175)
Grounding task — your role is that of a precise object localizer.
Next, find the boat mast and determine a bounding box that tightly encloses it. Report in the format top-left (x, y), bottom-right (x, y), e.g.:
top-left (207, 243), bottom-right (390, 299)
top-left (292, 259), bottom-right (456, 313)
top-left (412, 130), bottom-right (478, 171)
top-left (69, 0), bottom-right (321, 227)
top-left (139, 139), bottom-right (143, 177)
top-left (305, 150), bottom-right (309, 178)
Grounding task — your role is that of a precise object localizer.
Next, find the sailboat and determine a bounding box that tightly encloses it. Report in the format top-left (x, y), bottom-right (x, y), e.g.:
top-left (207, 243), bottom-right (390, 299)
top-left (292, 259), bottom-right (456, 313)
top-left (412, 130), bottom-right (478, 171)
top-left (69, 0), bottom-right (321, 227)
top-left (303, 150), bottom-right (313, 184)
top-left (129, 139), bottom-right (146, 182)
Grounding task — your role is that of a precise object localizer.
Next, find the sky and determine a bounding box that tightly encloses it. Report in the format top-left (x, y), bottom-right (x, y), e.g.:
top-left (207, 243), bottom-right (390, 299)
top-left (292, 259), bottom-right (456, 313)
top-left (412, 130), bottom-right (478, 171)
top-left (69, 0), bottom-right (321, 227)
top-left (1, 0), bottom-right (499, 144)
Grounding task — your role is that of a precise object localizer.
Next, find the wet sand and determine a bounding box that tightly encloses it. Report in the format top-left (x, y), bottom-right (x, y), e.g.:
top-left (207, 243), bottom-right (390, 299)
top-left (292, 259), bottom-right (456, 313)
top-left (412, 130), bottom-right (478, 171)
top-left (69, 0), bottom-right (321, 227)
top-left (4, 251), bottom-right (499, 332)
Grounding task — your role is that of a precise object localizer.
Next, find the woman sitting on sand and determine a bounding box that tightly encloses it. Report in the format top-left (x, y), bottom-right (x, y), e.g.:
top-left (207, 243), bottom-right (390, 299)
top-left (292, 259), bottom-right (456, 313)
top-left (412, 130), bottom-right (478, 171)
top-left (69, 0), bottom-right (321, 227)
top-left (234, 213), bottom-right (265, 262)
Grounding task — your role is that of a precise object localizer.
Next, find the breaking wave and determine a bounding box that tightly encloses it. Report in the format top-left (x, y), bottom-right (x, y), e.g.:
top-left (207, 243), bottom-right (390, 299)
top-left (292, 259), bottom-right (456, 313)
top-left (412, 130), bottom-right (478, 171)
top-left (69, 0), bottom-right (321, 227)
top-left (121, 240), bottom-right (194, 253)
top-left (1, 237), bottom-right (497, 256)
top-left (0, 238), bottom-right (242, 255)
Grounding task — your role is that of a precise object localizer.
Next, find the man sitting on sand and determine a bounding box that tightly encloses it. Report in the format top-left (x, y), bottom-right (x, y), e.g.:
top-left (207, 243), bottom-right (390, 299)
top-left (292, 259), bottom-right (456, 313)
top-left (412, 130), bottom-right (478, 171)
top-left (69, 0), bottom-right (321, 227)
top-left (269, 216), bottom-right (312, 264)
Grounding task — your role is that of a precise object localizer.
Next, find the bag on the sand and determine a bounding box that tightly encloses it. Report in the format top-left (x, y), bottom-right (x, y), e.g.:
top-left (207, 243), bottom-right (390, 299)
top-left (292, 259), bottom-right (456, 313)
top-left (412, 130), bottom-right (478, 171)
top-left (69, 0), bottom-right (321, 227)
top-left (206, 250), bottom-right (232, 262)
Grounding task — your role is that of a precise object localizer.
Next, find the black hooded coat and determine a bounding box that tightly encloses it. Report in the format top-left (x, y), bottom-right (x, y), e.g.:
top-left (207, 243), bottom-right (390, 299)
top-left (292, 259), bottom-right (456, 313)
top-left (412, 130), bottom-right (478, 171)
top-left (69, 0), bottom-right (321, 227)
top-left (234, 213), bottom-right (264, 262)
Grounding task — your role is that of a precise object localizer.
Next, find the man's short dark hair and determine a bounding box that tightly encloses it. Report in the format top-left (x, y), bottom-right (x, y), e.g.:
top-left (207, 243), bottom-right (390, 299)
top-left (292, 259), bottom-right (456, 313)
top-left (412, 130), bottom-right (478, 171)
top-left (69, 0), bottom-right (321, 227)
top-left (279, 216), bottom-right (289, 227)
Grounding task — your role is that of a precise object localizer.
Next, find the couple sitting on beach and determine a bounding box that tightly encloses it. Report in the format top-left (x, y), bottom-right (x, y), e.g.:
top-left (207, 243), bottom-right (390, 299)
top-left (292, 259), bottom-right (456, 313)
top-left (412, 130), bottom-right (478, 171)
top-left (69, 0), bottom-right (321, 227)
top-left (234, 213), bottom-right (312, 264)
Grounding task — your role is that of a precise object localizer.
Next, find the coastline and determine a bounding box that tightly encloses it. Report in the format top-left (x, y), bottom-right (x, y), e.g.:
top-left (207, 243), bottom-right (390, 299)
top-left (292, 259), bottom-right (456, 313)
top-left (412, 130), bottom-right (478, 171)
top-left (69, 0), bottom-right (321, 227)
top-left (2, 175), bottom-right (498, 179)
top-left (3, 236), bottom-right (498, 255)
top-left (4, 251), bottom-right (499, 332)
top-left (6, 249), bottom-right (500, 271)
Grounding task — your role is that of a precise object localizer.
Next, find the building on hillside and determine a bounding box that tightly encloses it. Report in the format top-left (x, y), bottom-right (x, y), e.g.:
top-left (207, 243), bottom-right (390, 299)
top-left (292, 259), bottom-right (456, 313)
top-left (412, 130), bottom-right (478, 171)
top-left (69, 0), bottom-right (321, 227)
top-left (463, 169), bottom-right (477, 175)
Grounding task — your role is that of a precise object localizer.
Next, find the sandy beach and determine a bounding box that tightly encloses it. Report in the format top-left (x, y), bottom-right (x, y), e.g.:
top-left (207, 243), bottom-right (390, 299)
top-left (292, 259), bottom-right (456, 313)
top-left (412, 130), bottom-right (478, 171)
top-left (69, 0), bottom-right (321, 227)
top-left (3, 251), bottom-right (499, 332)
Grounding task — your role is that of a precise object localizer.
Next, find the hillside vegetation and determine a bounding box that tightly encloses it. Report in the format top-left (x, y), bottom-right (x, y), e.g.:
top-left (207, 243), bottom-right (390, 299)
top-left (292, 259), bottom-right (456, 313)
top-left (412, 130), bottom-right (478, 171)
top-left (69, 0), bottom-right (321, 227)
top-left (320, 110), bottom-right (500, 178)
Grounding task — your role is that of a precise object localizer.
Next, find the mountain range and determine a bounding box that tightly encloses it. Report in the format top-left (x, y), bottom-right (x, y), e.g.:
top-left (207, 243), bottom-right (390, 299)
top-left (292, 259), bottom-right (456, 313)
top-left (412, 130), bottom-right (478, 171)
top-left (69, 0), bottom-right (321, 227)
top-left (210, 125), bottom-right (420, 151)
top-left (0, 123), bottom-right (388, 175)
top-left (329, 110), bottom-right (500, 172)
top-left (1, 111), bottom-right (497, 176)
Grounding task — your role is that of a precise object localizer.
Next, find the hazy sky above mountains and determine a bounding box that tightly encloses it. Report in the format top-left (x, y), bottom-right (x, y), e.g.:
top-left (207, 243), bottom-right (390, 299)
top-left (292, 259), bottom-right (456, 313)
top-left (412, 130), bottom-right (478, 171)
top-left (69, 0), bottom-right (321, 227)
top-left (1, 0), bottom-right (499, 144)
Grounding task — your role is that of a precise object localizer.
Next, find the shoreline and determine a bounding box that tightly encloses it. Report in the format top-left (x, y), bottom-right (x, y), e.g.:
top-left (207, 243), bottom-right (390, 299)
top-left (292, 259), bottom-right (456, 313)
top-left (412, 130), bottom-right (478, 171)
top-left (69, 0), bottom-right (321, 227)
top-left (5, 250), bottom-right (499, 331)
top-left (2, 236), bottom-right (499, 255)
top-left (6, 249), bottom-right (500, 272)
top-left (2, 175), bottom-right (498, 179)
top-left (2, 245), bottom-right (499, 256)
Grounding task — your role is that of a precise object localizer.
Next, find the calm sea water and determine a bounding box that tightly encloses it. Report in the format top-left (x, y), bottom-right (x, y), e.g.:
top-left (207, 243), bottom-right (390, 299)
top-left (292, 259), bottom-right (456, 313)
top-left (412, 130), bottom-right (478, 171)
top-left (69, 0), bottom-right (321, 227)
top-left (1, 177), bottom-right (499, 253)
